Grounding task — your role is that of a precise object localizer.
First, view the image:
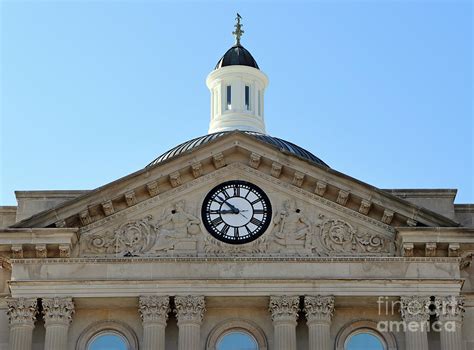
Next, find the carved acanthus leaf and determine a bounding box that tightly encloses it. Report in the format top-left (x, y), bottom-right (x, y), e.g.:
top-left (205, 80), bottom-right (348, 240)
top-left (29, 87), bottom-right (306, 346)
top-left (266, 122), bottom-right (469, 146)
top-left (304, 295), bottom-right (335, 323)
top-left (269, 296), bottom-right (299, 322)
top-left (434, 295), bottom-right (465, 321)
top-left (174, 295), bottom-right (206, 325)
top-left (42, 297), bottom-right (75, 326)
top-left (7, 298), bottom-right (37, 326)
top-left (139, 296), bottom-right (170, 324)
top-left (400, 296), bottom-right (431, 322)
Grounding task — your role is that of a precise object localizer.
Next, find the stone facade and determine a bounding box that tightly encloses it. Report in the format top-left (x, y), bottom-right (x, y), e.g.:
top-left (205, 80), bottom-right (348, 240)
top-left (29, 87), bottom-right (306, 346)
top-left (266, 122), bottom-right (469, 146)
top-left (0, 134), bottom-right (472, 349)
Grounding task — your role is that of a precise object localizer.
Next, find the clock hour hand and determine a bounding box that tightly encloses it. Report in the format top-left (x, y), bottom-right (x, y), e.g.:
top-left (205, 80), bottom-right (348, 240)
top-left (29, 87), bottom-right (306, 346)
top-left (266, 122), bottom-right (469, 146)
top-left (219, 210), bottom-right (237, 214)
top-left (217, 195), bottom-right (240, 214)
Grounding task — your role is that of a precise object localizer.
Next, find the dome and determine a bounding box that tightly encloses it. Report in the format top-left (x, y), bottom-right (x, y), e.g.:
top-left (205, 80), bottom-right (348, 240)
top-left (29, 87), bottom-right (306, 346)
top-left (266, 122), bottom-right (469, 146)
top-left (215, 44), bottom-right (259, 70)
top-left (147, 131), bottom-right (329, 168)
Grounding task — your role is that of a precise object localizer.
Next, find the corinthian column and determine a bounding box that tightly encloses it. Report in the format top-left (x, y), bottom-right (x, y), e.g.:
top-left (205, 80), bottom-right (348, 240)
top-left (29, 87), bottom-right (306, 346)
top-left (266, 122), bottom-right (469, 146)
top-left (6, 297), bottom-right (38, 350)
top-left (400, 296), bottom-right (431, 350)
top-left (435, 295), bottom-right (465, 350)
top-left (304, 295), bottom-right (335, 350)
top-left (139, 296), bottom-right (170, 350)
top-left (42, 297), bottom-right (75, 350)
top-left (174, 295), bottom-right (205, 350)
top-left (269, 296), bottom-right (299, 350)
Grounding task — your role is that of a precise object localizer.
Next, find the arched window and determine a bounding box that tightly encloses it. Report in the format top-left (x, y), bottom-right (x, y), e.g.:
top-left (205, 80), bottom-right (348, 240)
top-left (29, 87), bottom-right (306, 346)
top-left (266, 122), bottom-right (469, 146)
top-left (206, 319), bottom-right (267, 350)
top-left (345, 330), bottom-right (385, 350)
top-left (217, 330), bottom-right (258, 350)
top-left (335, 320), bottom-right (397, 350)
top-left (87, 331), bottom-right (128, 350)
top-left (76, 320), bottom-right (138, 350)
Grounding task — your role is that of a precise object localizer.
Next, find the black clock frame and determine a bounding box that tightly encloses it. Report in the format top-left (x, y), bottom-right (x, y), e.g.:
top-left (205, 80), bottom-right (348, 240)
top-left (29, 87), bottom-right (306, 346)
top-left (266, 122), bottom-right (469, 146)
top-left (201, 180), bottom-right (272, 245)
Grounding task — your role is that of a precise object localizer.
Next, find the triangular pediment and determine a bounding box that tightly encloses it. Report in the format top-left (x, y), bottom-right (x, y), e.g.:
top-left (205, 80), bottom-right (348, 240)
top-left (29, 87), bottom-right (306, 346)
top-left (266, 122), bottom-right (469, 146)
top-left (78, 162), bottom-right (397, 258)
top-left (12, 131), bottom-right (457, 235)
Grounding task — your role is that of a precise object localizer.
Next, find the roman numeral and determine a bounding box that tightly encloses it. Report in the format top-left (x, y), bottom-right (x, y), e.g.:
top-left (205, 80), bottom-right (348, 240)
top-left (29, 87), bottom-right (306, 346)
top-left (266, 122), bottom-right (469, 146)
top-left (222, 224), bottom-right (230, 235)
top-left (234, 227), bottom-right (239, 237)
top-left (221, 190), bottom-right (230, 199)
top-left (250, 217), bottom-right (262, 226)
top-left (208, 209), bottom-right (220, 214)
top-left (233, 186), bottom-right (240, 197)
top-left (211, 217), bottom-right (223, 226)
top-left (253, 209), bottom-right (265, 214)
top-left (251, 198), bottom-right (262, 205)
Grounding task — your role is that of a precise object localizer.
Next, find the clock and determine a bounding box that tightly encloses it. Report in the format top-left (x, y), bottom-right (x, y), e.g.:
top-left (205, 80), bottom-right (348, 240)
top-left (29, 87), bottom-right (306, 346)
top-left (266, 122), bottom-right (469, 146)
top-left (201, 180), bottom-right (272, 244)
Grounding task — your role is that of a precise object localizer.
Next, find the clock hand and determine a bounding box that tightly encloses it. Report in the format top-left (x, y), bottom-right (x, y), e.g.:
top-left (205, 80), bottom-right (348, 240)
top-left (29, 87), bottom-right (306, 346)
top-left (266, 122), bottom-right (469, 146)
top-left (219, 210), bottom-right (237, 214)
top-left (217, 195), bottom-right (240, 214)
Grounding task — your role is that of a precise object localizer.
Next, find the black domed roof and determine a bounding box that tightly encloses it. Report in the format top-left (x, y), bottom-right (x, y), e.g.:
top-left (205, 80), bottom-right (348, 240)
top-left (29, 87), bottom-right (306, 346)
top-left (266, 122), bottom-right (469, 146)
top-left (215, 44), bottom-right (259, 70)
top-left (147, 131), bottom-right (329, 168)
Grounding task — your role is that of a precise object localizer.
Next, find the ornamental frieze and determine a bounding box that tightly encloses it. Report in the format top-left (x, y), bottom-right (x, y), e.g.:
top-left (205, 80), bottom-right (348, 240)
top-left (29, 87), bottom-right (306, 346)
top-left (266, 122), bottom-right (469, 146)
top-left (80, 197), bottom-right (396, 258)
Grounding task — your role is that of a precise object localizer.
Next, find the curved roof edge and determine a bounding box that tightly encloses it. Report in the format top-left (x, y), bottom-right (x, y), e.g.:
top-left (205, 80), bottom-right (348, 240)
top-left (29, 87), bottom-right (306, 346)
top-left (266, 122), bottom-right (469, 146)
top-left (147, 131), bottom-right (329, 168)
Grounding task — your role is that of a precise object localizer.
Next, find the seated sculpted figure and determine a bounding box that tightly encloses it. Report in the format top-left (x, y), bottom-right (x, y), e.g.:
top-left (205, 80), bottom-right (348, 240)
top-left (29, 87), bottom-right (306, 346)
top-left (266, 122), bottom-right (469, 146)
top-left (273, 199), bottom-right (311, 250)
top-left (154, 201), bottom-right (201, 251)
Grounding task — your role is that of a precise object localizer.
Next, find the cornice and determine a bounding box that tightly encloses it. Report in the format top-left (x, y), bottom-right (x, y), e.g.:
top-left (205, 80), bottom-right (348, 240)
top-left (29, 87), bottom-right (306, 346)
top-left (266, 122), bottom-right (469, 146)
top-left (9, 256), bottom-right (462, 264)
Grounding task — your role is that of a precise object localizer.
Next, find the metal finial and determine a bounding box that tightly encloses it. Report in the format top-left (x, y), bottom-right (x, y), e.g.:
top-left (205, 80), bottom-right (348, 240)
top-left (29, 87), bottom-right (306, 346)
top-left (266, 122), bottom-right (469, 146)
top-left (232, 13), bottom-right (244, 45)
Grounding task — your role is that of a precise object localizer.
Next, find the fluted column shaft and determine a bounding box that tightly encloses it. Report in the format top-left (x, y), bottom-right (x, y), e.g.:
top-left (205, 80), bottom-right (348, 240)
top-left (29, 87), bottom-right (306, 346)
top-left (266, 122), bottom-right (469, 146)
top-left (139, 296), bottom-right (170, 350)
top-left (7, 298), bottom-right (38, 350)
top-left (400, 296), bottom-right (431, 350)
top-left (435, 296), bottom-right (465, 350)
top-left (42, 297), bottom-right (75, 350)
top-left (174, 295), bottom-right (205, 350)
top-left (269, 296), bottom-right (299, 350)
top-left (304, 295), bottom-right (335, 350)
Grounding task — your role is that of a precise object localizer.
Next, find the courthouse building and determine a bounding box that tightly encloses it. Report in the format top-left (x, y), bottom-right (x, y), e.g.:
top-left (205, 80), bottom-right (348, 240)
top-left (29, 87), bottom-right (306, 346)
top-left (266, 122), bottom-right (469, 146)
top-left (0, 17), bottom-right (473, 350)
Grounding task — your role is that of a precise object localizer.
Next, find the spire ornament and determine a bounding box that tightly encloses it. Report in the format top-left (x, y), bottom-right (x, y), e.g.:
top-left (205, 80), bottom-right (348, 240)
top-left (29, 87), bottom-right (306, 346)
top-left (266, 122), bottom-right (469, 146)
top-left (232, 13), bottom-right (244, 45)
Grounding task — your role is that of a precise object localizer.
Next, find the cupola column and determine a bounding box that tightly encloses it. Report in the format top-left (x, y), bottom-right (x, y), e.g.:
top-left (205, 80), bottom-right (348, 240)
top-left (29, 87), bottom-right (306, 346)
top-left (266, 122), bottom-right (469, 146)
top-left (42, 297), bottom-right (75, 350)
top-left (6, 297), bottom-right (38, 350)
top-left (139, 296), bottom-right (170, 350)
top-left (269, 295), bottom-right (299, 350)
top-left (400, 296), bottom-right (430, 350)
top-left (174, 295), bottom-right (206, 350)
top-left (304, 295), bottom-right (335, 350)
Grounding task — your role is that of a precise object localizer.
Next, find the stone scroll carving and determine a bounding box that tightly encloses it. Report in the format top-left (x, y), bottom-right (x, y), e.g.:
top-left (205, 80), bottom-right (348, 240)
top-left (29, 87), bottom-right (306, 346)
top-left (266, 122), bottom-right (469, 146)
top-left (266, 200), bottom-right (395, 256)
top-left (86, 216), bottom-right (155, 256)
top-left (82, 201), bottom-right (202, 257)
top-left (315, 217), bottom-right (392, 256)
top-left (81, 197), bottom-right (395, 257)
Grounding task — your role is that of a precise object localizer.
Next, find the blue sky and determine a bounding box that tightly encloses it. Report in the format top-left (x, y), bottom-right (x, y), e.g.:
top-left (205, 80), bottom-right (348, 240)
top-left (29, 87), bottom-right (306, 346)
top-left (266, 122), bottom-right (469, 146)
top-left (1, 0), bottom-right (472, 205)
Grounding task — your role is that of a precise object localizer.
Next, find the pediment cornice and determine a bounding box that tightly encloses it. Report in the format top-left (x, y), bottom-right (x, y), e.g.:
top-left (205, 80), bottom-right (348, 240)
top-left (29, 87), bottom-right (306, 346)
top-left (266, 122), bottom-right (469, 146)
top-left (11, 132), bottom-right (458, 230)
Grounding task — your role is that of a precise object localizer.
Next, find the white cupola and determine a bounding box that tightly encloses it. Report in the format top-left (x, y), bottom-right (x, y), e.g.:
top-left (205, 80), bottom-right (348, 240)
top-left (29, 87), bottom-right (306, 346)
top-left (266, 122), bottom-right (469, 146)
top-left (206, 14), bottom-right (269, 134)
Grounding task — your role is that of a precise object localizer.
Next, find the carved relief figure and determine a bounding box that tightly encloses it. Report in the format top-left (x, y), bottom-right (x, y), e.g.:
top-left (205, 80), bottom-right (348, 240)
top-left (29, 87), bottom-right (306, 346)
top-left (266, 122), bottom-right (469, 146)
top-left (153, 201), bottom-right (202, 252)
top-left (271, 199), bottom-right (312, 252)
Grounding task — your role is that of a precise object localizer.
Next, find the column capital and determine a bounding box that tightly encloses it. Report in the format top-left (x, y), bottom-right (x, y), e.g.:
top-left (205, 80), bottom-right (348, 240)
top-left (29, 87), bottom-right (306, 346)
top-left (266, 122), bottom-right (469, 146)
top-left (304, 295), bottom-right (335, 324)
top-left (400, 296), bottom-right (431, 322)
top-left (42, 297), bottom-right (75, 326)
top-left (435, 295), bottom-right (465, 322)
top-left (174, 295), bottom-right (205, 326)
top-left (139, 296), bottom-right (170, 325)
top-left (269, 295), bottom-right (299, 324)
top-left (6, 297), bottom-right (37, 327)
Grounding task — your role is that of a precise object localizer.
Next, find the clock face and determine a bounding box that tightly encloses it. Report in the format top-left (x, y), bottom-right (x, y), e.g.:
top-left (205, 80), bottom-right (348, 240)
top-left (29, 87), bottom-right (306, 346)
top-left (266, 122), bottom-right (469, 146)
top-left (202, 180), bottom-right (272, 244)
